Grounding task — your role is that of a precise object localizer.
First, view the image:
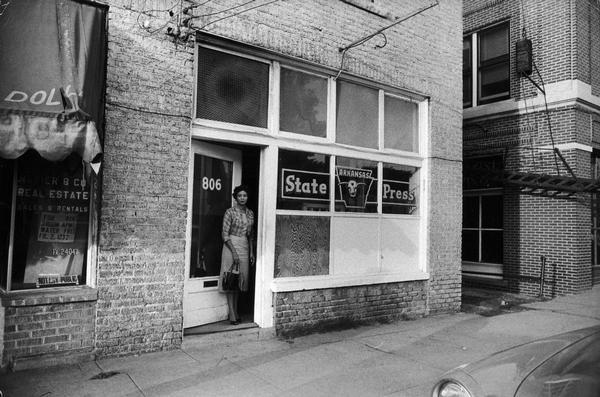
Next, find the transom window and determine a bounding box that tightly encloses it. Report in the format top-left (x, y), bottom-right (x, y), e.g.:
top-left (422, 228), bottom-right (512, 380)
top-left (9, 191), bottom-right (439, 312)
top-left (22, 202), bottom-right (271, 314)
top-left (464, 22), bottom-right (510, 107)
top-left (196, 45), bottom-right (423, 154)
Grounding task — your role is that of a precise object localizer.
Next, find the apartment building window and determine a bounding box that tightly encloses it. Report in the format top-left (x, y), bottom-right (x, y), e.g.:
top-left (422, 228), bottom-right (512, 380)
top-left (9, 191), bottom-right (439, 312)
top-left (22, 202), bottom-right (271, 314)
top-left (462, 192), bottom-right (503, 277)
top-left (464, 22), bottom-right (510, 107)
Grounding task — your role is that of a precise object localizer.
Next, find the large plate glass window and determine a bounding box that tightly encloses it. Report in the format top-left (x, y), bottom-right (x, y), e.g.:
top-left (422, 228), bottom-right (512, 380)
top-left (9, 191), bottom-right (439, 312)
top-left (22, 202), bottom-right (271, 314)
top-left (196, 47), bottom-right (269, 127)
top-left (280, 68), bottom-right (327, 137)
top-left (336, 80), bottom-right (378, 149)
top-left (1, 152), bottom-right (92, 290)
top-left (275, 149), bottom-right (331, 277)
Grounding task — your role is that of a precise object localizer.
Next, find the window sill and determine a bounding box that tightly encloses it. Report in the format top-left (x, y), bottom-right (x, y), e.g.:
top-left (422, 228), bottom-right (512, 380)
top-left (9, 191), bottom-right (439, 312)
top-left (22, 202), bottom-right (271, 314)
top-left (1, 286), bottom-right (98, 307)
top-left (271, 271), bottom-right (429, 292)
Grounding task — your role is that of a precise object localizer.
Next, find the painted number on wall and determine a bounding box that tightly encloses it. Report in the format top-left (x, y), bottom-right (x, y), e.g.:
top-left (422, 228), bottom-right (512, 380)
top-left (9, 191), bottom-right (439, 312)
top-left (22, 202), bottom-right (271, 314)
top-left (202, 177), bottom-right (222, 191)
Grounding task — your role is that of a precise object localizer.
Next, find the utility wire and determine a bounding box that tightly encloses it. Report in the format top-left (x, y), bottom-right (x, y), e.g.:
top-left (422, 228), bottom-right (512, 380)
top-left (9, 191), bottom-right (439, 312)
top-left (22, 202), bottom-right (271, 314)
top-left (533, 60), bottom-right (561, 175)
top-left (107, 101), bottom-right (192, 120)
top-left (195, 0), bottom-right (280, 31)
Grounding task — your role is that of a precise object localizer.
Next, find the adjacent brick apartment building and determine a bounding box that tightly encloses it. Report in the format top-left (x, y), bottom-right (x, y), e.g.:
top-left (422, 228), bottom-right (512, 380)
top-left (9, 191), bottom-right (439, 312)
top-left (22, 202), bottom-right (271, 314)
top-left (0, 0), bottom-right (462, 369)
top-left (462, 0), bottom-right (600, 296)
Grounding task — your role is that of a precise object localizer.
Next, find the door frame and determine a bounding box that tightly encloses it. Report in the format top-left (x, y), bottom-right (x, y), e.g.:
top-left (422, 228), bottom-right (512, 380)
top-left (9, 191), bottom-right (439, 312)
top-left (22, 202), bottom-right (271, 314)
top-left (183, 140), bottom-right (242, 328)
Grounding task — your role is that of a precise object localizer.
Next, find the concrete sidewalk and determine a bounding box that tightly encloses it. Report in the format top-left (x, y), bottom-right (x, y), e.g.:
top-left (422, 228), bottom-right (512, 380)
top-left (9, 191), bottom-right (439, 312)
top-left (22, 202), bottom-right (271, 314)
top-left (1, 286), bottom-right (599, 397)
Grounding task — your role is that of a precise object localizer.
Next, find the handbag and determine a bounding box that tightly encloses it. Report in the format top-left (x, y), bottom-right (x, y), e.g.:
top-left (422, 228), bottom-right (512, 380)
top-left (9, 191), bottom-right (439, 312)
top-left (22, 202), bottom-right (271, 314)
top-left (222, 264), bottom-right (240, 291)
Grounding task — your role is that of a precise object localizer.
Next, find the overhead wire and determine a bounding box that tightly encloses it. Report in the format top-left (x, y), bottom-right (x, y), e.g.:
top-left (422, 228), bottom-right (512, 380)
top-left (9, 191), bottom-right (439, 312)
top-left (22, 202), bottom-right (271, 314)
top-left (195, 0), bottom-right (279, 31)
top-left (334, 0), bottom-right (439, 80)
top-left (519, 0), bottom-right (560, 175)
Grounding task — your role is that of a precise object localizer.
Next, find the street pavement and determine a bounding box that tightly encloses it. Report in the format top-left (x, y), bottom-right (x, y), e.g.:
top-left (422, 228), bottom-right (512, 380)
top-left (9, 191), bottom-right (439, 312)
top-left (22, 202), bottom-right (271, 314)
top-left (1, 285), bottom-right (599, 397)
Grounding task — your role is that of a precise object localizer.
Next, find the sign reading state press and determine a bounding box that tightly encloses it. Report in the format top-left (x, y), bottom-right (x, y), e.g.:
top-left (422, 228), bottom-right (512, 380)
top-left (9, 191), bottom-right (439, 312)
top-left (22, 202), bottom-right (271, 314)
top-left (281, 167), bottom-right (416, 209)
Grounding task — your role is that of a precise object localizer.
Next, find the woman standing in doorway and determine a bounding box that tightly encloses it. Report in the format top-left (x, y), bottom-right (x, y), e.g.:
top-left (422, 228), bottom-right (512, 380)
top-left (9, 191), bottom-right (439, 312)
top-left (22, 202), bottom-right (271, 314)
top-left (220, 184), bottom-right (255, 325)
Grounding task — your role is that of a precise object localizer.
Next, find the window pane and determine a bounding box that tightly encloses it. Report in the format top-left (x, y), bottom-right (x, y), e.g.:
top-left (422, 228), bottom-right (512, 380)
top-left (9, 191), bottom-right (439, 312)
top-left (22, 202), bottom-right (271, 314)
top-left (480, 63), bottom-right (509, 100)
top-left (335, 157), bottom-right (377, 213)
top-left (382, 163), bottom-right (419, 215)
top-left (0, 159), bottom-right (13, 290)
top-left (336, 80), bottom-right (378, 149)
top-left (275, 215), bottom-right (330, 277)
top-left (277, 149), bottom-right (330, 211)
top-left (462, 230), bottom-right (479, 261)
top-left (12, 152), bottom-right (89, 290)
top-left (196, 47), bottom-right (269, 127)
top-left (479, 24), bottom-right (508, 62)
top-left (463, 38), bottom-right (472, 107)
top-left (463, 71), bottom-right (472, 107)
top-left (481, 195), bottom-right (503, 228)
top-left (280, 68), bottom-right (327, 137)
top-left (384, 95), bottom-right (419, 152)
top-left (481, 231), bottom-right (503, 263)
top-left (463, 196), bottom-right (479, 228)
top-left (190, 154), bottom-right (233, 278)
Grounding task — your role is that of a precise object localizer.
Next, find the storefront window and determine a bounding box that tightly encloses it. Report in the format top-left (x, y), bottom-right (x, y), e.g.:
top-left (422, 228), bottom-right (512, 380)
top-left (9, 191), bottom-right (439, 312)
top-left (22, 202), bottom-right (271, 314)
top-left (335, 157), bottom-right (377, 213)
top-left (195, 44), bottom-right (429, 283)
top-left (280, 68), bottom-right (327, 137)
top-left (382, 164), bottom-right (419, 215)
top-left (276, 150), bottom-right (331, 278)
top-left (0, 159), bottom-right (13, 289)
top-left (274, 215), bottom-right (330, 277)
top-left (1, 151), bottom-right (91, 290)
top-left (384, 95), bottom-right (419, 152)
top-left (196, 46), bottom-right (269, 127)
top-left (277, 149), bottom-right (330, 211)
top-left (336, 80), bottom-right (378, 149)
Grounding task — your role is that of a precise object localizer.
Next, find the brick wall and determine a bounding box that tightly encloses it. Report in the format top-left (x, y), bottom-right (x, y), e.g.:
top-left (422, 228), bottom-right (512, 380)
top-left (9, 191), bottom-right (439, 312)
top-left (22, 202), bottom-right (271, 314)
top-left (465, 105), bottom-right (594, 296)
top-left (1, 289), bottom-right (96, 369)
top-left (275, 281), bottom-right (427, 337)
top-left (95, 1), bottom-right (193, 357)
top-left (464, 0), bottom-right (598, 296)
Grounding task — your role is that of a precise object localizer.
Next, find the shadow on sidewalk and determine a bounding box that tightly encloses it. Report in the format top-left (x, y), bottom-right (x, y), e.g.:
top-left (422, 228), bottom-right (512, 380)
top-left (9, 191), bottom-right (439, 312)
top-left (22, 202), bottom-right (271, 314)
top-left (461, 287), bottom-right (546, 317)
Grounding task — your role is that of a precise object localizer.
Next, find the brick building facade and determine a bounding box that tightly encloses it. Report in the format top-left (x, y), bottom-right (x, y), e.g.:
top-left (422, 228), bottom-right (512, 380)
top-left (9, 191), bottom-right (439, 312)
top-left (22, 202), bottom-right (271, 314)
top-left (462, 0), bottom-right (600, 296)
top-left (0, 0), bottom-right (462, 370)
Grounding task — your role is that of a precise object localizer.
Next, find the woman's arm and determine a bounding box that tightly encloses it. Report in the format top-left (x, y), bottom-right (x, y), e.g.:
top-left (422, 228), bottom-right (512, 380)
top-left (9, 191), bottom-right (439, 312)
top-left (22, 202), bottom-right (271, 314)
top-left (222, 209), bottom-right (240, 265)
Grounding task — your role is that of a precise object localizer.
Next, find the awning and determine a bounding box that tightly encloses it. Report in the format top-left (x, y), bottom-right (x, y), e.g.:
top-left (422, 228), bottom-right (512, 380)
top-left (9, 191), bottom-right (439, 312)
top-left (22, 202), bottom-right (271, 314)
top-left (0, 0), bottom-right (107, 168)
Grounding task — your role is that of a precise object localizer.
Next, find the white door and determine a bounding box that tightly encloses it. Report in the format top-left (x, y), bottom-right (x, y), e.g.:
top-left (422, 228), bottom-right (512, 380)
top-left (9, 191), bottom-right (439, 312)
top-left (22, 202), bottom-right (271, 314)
top-left (184, 141), bottom-right (241, 328)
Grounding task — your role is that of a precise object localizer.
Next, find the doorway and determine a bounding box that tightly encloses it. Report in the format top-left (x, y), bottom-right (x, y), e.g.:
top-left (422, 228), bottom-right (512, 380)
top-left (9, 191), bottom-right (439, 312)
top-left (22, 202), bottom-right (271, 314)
top-left (183, 140), bottom-right (260, 330)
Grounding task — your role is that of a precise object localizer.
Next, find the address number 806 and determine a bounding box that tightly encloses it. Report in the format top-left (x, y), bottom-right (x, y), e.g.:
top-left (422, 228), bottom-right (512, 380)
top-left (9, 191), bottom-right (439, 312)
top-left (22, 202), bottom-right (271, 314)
top-left (202, 177), bottom-right (222, 191)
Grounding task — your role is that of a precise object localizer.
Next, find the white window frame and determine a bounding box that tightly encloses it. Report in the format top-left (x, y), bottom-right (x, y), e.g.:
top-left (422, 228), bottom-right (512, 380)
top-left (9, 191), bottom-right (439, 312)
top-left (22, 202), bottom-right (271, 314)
top-left (191, 43), bottom-right (430, 301)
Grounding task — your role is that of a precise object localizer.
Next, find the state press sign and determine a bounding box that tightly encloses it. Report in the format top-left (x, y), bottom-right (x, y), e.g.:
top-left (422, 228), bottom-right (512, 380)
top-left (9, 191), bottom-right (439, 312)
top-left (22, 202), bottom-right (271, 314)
top-left (281, 168), bottom-right (329, 201)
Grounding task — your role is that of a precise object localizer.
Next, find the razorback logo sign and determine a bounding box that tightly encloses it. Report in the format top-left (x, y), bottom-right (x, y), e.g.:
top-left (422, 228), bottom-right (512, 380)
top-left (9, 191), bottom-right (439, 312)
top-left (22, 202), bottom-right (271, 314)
top-left (336, 166), bottom-right (375, 209)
